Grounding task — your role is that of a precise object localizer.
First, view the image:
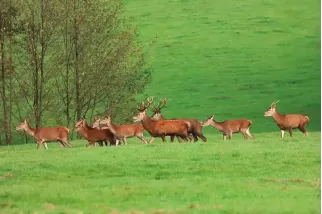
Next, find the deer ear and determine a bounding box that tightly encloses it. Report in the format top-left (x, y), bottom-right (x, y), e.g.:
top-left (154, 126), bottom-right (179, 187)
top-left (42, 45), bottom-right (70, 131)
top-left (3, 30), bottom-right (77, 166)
top-left (211, 114), bottom-right (214, 119)
top-left (24, 118), bottom-right (27, 122)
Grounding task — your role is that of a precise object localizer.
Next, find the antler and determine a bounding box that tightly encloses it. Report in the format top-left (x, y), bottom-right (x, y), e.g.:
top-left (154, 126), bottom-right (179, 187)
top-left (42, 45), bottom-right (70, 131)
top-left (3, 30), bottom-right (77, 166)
top-left (137, 96), bottom-right (154, 112)
top-left (151, 98), bottom-right (168, 113)
top-left (270, 100), bottom-right (280, 106)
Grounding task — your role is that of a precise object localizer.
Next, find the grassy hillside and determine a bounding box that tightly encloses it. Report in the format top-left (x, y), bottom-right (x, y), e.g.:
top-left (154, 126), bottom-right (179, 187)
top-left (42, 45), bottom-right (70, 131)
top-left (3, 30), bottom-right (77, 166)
top-left (0, 133), bottom-right (320, 213)
top-left (125, 0), bottom-right (320, 133)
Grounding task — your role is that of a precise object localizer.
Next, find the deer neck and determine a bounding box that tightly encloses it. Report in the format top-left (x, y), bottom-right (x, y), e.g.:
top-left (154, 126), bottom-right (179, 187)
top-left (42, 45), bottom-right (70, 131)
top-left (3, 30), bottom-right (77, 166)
top-left (141, 114), bottom-right (156, 132)
top-left (211, 119), bottom-right (224, 132)
top-left (271, 109), bottom-right (285, 124)
top-left (81, 121), bottom-right (90, 138)
top-left (159, 114), bottom-right (166, 120)
top-left (24, 123), bottom-right (36, 137)
top-left (107, 121), bottom-right (118, 135)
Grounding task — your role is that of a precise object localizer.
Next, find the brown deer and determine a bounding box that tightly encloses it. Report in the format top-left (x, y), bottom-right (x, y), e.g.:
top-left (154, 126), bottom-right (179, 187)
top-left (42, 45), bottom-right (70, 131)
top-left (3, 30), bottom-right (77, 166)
top-left (74, 118), bottom-right (118, 147)
top-left (132, 97), bottom-right (191, 144)
top-left (16, 118), bottom-right (72, 150)
top-left (92, 116), bottom-right (148, 145)
top-left (151, 98), bottom-right (207, 143)
top-left (92, 117), bottom-right (108, 146)
top-left (202, 115), bottom-right (254, 140)
top-left (264, 100), bottom-right (309, 138)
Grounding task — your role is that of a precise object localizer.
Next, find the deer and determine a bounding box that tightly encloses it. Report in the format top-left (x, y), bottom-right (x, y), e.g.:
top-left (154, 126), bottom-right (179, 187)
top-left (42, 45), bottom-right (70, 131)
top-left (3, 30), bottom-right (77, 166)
top-left (91, 117), bottom-right (108, 147)
top-left (16, 118), bottom-right (73, 150)
top-left (92, 115), bottom-right (148, 145)
top-left (132, 97), bottom-right (192, 144)
top-left (74, 118), bottom-right (118, 147)
top-left (151, 98), bottom-right (207, 143)
top-left (264, 100), bottom-right (309, 138)
top-left (201, 115), bottom-right (254, 140)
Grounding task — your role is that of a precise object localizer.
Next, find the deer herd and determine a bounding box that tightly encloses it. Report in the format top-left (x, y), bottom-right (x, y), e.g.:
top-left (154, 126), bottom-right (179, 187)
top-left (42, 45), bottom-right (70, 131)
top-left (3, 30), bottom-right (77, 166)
top-left (15, 98), bottom-right (310, 150)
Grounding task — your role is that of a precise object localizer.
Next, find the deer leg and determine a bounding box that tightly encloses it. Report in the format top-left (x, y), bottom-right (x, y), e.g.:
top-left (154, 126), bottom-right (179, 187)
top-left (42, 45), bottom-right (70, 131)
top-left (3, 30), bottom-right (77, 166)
top-left (228, 132), bottom-right (232, 140)
top-left (299, 126), bottom-right (309, 136)
top-left (137, 133), bottom-right (148, 144)
top-left (97, 141), bottom-right (103, 147)
top-left (246, 128), bottom-right (254, 139)
top-left (43, 142), bottom-right (48, 150)
top-left (36, 141), bottom-right (42, 150)
top-left (197, 132), bottom-right (207, 142)
top-left (161, 135), bottom-right (167, 142)
top-left (58, 140), bottom-right (65, 148)
top-left (223, 134), bottom-right (227, 141)
top-left (192, 133), bottom-right (198, 142)
top-left (123, 137), bottom-right (128, 145)
top-left (177, 136), bottom-right (183, 143)
top-left (62, 138), bottom-right (72, 148)
top-left (240, 129), bottom-right (248, 139)
top-left (148, 137), bottom-right (156, 144)
top-left (280, 130), bottom-right (285, 139)
top-left (86, 141), bottom-right (93, 147)
top-left (170, 135), bottom-right (175, 142)
top-left (288, 128), bottom-right (293, 137)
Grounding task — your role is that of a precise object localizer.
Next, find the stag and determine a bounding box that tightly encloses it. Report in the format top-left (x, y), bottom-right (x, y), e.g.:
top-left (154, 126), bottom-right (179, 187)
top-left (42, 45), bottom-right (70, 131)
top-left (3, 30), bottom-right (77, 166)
top-left (202, 115), bottom-right (254, 140)
top-left (151, 98), bottom-right (207, 142)
top-left (16, 119), bottom-right (72, 150)
top-left (92, 117), bottom-right (108, 146)
top-left (132, 97), bottom-right (191, 144)
top-left (92, 116), bottom-right (148, 145)
top-left (74, 118), bottom-right (118, 147)
top-left (264, 100), bottom-right (309, 138)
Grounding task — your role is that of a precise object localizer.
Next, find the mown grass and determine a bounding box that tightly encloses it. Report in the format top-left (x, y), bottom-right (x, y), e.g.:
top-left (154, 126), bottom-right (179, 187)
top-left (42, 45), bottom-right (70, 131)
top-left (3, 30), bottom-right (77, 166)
top-left (124, 0), bottom-right (320, 132)
top-left (0, 132), bottom-right (320, 213)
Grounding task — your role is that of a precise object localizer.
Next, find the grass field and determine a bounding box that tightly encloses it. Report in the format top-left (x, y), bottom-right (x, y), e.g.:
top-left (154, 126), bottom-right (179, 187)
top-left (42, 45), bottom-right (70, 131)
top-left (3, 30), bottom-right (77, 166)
top-left (1, 0), bottom-right (321, 213)
top-left (125, 0), bottom-right (320, 132)
top-left (0, 132), bottom-right (320, 213)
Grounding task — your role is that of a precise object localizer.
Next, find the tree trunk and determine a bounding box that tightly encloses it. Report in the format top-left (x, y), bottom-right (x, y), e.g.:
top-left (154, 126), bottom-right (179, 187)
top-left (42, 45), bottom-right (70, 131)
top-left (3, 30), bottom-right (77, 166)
top-left (30, 9), bottom-right (40, 128)
top-left (0, 13), bottom-right (10, 145)
top-left (8, 0), bottom-right (13, 144)
top-left (38, 0), bottom-right (45, 127)
top-left (74, 0), bottom-right (81, 124)
top-left (65, 0), bottom-right (70, 128)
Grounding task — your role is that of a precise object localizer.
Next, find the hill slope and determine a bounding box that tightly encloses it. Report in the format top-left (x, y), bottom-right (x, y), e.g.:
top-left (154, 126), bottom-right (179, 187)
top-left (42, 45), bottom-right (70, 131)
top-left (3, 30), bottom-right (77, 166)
top-left (125, 0), bottom-right (320, 133)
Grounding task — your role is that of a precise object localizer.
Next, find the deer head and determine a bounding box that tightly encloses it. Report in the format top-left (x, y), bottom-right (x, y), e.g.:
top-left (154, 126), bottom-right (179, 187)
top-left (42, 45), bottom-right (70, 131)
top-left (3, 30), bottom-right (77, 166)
top-left (151, 98), bottom-right (168, 120)
top-left (92, 117), bottom-right (101, 128)
top-left (16, 118), bottom-right (28, 131)
top-left (201, 115), bottom-right (214, 126)
top-left (74, 118), bottom-right (85, 131)
top-left (133, 97), bottom-right (154, 122)
top-left (103, 115), bottom-right (112, 128)
top-left (264, 100), bottom-right (279, 117)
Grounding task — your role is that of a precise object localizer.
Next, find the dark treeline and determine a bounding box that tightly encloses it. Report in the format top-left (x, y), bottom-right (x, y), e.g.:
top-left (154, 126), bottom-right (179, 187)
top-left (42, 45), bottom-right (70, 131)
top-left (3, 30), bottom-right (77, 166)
top-left (0, 0), bottom-right (152, 144)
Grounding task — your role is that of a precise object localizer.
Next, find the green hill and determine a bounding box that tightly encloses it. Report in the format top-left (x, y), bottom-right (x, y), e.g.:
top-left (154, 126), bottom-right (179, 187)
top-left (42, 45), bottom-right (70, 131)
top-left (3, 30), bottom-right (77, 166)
top-left (125, 0), bottom-right (320, 133)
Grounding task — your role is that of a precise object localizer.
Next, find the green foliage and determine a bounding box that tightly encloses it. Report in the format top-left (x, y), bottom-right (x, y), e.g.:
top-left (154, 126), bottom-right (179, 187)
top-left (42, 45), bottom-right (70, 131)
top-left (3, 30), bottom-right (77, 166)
top-left (126, 0), bottom-right (320, 132)
top-left (0, 0), bottom-right (152, 143)
top-left (0, 133), bottom-right (320, 213)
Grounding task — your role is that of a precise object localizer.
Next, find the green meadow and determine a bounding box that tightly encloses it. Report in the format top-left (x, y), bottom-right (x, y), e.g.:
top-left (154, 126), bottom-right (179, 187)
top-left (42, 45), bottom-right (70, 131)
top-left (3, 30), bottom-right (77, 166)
top-left (0, 133), bottom-right (321, 213)
top-left (126, 0), bottom-right (320, 132)
top-left (1, 0), bottom-right (321, 213)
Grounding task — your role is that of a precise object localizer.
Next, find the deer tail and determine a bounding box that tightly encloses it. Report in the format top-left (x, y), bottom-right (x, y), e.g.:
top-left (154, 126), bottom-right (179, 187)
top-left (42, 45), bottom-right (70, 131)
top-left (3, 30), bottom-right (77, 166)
top-left (248, 120), bottom-right (253, 126)
top-left (63, 127), bottom-right (70, 133)
top-left (305, 116), bottom-right (309, 122)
